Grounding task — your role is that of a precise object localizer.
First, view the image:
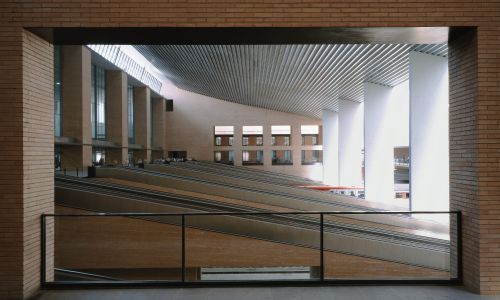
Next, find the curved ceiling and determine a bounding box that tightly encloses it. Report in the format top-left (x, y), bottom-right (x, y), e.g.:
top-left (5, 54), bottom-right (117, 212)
top-left (135, 43), bottom-right (447, 119)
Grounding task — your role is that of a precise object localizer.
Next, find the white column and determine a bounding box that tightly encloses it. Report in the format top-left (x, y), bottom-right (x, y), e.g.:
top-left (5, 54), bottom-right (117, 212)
top-left (364, 82), bottom-right (395, 203)
top-left (322, 109), bottom-right (339, 186)
top-left (409, 51), bottom-right (449, 211)
top-left (339, 99), bottom-right (364, 187)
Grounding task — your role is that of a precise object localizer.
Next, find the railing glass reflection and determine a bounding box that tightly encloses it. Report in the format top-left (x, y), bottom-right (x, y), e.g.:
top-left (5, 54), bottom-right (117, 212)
top-left (41, 211), bottom-right (461, 287)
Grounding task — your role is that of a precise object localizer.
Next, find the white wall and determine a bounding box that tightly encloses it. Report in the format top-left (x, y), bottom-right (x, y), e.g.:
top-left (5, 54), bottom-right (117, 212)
top-left (409, 51), bottom-right (449, 212)
top-left (364, 82), bottom-right (396, 203)
top-left (161, 82), bottom-right (323, 181)
top-left (338, 99), bottom-right (364, 187)
top-left (322, 109), bottom-right (339, 185)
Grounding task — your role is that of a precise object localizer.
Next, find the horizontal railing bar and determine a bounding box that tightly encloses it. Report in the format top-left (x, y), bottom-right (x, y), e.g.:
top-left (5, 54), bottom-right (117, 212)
top-left (42, 278), bottom-right (462, 289)
top-left (42, 211), bottom-right (460, 217)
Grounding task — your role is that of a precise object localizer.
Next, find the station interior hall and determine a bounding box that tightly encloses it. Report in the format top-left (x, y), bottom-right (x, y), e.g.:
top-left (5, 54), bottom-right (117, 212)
top-left (2, 22), bottom-right (498, 300)
top-left (47, 27), bottom-right (455, 284)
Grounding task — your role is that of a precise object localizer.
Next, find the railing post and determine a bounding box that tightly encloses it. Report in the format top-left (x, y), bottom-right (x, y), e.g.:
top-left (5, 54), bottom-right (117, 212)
top-left (182, 214), bottom-right (186, 282)
top-left (63, 168), bottom-right (66, 175)
top-left (76, 167), bottom-right (79, 177)
top-left (40, 215), bottom-right (46, 286)
top-left (457, 211), bottom-right (463, 283)
top-left (320, 213), bottom-right (324, 282)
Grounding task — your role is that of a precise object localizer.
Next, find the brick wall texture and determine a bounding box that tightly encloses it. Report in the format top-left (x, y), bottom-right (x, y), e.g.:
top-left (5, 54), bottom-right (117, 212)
top-left (0, 0), bottom-right (499, 298)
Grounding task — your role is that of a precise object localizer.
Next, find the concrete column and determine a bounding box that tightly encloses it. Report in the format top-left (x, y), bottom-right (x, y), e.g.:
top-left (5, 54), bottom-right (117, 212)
top-left (322, 109), bottom-right (339, 186)
top-left (106, 70), bottom-right (128, 165)
top-left (61, 45), bottom-right (92, 169)
top-left (151, 97), bottom-right (165, 160)
top-left (364, 82), bottom-right (395, 203)
top-left (133, 86), bottom-right (151, 163)
top-left (339, 99), bottom-right (364, 187)
top-left (152, 97), bottom-right (165, 149)
top-left (409, 51), bottom-right (449, 211)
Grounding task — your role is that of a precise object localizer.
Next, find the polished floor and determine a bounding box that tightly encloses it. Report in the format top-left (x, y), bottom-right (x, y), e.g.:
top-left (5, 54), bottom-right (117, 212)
top-left (34, 286), bottom-right (500, 300)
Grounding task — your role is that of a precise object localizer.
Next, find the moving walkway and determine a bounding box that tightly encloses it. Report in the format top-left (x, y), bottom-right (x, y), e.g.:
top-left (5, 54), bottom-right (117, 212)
top-left (55, 173), bottom-right (452, 271)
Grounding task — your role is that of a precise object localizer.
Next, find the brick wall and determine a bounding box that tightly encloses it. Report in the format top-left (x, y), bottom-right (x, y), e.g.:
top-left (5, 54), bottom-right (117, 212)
top-left (0, 26), bottom-right (24, 300)
top-left (476, 25), bottom-right (500, 293)
top-left (449, 29), bottom-right (480, 292)
top-left (21, 29), bottom-right (55, 297)
top-left (0, 0), bottom-right (499, 298)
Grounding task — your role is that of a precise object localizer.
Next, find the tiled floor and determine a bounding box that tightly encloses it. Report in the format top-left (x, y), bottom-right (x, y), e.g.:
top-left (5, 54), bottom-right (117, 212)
top-left (34, 286), bottom-right (500, 300)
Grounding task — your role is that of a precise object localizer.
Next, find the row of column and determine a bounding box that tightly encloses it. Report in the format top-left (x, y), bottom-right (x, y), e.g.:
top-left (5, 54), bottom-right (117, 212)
top-left (322, 51), bottom-right (449, 211)
top-left (59, 45), bottom-right (165, 168)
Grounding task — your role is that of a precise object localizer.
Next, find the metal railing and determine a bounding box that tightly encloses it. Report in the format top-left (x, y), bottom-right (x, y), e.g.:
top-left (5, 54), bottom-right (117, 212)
top-left (55, 167), bottom-right (88, 178)
top-left (41, 210), bottom-right (462, 288)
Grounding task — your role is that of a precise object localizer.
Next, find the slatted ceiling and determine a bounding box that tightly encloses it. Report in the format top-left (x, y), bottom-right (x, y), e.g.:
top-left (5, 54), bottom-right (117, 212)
top-left (135, 43), bottom-right (448, 118)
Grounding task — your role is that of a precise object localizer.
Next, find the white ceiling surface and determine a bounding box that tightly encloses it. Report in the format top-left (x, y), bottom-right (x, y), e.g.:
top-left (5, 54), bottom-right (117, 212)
top-left (135, 44), bottom-right (447, 119)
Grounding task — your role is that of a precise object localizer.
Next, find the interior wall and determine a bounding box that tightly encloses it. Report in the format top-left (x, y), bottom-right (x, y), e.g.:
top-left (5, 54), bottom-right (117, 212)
top-left (161, 83), bottom-right (323, 181)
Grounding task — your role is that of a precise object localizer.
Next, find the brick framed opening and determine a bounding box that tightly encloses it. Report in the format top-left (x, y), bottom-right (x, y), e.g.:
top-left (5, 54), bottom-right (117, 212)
top-left (1, 21), bottom-right (494, 298)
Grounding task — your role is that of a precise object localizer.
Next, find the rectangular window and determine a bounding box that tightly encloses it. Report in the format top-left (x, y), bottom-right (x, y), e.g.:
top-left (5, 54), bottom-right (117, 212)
top-left (54, 45), bottom-right (62, 137)
top-left (272, 150), bottom-right (293, 165)
top-left (302, 135), bottom-right (320, 145)
top-left (214, 150), bottom-right (234, 165)
top-left (242, 150), bottom-right (264, 165)
top-left (242, 135), bottom-right (264, 146)
top-left (272, 125), bottom-right (291, 135)
top-left (243, 126), bottom-right (263, 135)
top-left (272, 135), bottom-right (291, 146)
top-left (301, 125), bottom-right (320, 146)
top-left (272, 125), bottom-right (291, 146)
top-left (301, 125), bottom-right (319, 135)
top-left (214, 151), bottom-right (222, 162)
top-left (301, 150), bottom-right (323, 165)
top-left (242, 125), bottom-right (263, 146)
top-left (127, 85), bottom-right (134, 144)
top-left (166, 99), bottom-right (173, 111)
top-left (214, 126), bottom-right (234, 146)
top-left (91, 64), bottom-right (106, 140)
top-left (92, 147), bottom-right (106, 165)
top-left (214, 135), bottom-right (233, 146)
top-left (214, 126), bottom-right (234, 135)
